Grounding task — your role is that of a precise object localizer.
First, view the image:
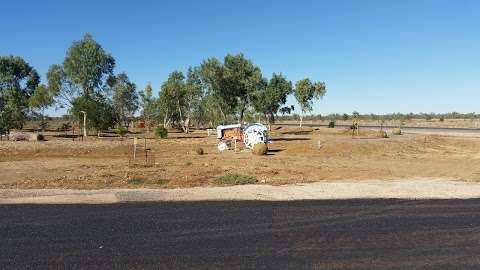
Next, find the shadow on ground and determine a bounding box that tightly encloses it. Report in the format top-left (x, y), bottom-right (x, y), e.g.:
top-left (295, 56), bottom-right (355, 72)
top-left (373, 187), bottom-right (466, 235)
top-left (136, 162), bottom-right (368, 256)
top-left (1, 199), bottom-right (480, 269)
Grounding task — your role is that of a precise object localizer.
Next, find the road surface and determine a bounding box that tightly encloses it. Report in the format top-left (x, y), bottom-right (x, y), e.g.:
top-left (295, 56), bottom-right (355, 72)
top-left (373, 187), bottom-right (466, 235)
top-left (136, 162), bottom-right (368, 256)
top-left (2, 199), bottom-right (480, 269)
top-left (280, 123), bottom-right (480, 137)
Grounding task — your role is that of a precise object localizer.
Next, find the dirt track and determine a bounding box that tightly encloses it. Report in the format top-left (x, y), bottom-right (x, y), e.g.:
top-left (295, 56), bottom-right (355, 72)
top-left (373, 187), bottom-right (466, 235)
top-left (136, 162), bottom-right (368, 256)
top-left (1, 127), bottom-right (480, 189)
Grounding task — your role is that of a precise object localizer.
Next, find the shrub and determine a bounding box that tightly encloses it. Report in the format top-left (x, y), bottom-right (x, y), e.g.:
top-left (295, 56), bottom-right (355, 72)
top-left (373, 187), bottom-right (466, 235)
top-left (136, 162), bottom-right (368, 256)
top-left (439, 117), bottom-right (445, 122)
top-left (328, 121), bottom-right (335, 128)
top-left (128, 176), bottom-right (145, 185)
top-left (151, 179), bottom-right (169, 186)
top-left (155, 126), bottom-right (168, 139)
top-left (37, 134), bottom-right (45, 141)
top-left (116, 126), bottom-right (128, 137)
top-left (215, 173), bottom-right (257, 186)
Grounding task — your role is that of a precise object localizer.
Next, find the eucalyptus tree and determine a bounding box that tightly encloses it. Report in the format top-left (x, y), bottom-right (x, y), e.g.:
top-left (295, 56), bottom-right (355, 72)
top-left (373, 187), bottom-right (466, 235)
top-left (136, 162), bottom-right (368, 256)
top-left (252, 73), bottom-right (292, 130)
top-left (139, 83), bottom-right (156, 134)
top-left (294, 78), bottom-right (326, 127)
top-left (47, 33), bottom-right (117, 133)
top-left (47, 33), bottom-right (115, 106)
top-left (199, 54), bottom-right (264, 124)
top-left (111, 73), bottom-right (138, 128)
top-left (0, 56), bottom-right (40, 133)
top-left (29, 84), bottom-right (54, 131)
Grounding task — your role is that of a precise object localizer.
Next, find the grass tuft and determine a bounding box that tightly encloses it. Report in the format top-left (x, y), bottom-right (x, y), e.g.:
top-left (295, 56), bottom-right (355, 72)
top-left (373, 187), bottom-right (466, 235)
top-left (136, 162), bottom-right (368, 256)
top-left (128, 176), bottom-right (145, 185)
top-left (215, 172), bottom-right (257, 186)
top-left (151, 178), bottom-right (169, 186)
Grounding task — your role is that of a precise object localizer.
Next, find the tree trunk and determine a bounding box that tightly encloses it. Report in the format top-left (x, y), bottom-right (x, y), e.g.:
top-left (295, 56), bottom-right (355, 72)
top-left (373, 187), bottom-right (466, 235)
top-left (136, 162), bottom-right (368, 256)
top-left (299, 113), bottom-right (303, 127)
top-left (239, 107), bottom-right (245, 125)
top-left (177, 99), bottom-right (187, 133)
top-left (269, 112), bottom-right (275, 131)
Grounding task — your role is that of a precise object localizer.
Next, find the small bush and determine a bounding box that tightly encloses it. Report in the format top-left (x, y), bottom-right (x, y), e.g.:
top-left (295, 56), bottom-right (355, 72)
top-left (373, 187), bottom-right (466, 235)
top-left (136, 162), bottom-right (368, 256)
top-left (439, 117), bottom-right (445, 122)
top-left (37, 134), bottom-right (45, 141)
top-left (185, 161), bottom-right (192, 166)
top-left (155, 126), bottom-right (168, 139)
top-left (128, 176), bottom-right (145, 185)
top-left (151, 179), bottom-right (169, 186)
top-left (116, 126), bottom-right (128, 137)
top-left (328, 121), bottom-right (335, 128)
top-left (215, 173), bottom-right (257, 186)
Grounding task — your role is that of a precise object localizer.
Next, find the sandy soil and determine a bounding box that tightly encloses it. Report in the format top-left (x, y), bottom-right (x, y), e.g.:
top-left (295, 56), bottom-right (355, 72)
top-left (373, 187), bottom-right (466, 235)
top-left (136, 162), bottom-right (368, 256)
top-left (3, 178), bottom-right (480, 204)
top-left (1, 127), bottom-right (480, 189)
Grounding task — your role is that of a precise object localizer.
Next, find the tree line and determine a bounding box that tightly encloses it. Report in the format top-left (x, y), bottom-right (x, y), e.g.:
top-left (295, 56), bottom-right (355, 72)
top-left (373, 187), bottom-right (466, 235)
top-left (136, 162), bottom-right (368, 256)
top-left (279, 112), bottom-right (480, 122)
top-left (0, 33), bottom-right (326, 135)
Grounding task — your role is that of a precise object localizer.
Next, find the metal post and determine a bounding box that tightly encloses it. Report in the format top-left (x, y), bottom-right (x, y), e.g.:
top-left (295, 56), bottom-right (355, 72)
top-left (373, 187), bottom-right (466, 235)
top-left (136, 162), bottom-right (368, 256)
top-left (80, 111), bottom-right (87, 139)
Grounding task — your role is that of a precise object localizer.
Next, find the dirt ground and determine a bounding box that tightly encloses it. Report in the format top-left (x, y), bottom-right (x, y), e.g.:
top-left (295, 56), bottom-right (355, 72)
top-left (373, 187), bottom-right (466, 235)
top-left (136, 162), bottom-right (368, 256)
top-left (1, 126), bottom-right (480, 189)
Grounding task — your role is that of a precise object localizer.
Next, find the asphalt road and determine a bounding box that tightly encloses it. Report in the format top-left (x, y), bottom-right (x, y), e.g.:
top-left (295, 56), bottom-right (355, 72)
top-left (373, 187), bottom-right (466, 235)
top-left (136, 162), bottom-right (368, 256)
top-left (280, 123), bottom-right (480, 135)
top-left (2, 199), bottom-right (480, 269)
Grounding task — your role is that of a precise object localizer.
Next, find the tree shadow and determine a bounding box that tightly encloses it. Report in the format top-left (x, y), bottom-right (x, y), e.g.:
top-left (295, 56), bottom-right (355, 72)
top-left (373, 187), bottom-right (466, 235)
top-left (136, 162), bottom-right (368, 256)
top-left (271, 137), bottom-right (311, 142)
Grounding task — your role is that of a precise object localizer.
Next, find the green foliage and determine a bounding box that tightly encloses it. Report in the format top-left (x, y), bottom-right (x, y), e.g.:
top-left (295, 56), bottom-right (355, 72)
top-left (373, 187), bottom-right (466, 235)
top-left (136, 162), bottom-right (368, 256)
top-left (70, 94), bottom-right (118, 132)
top-left (111, 73), bottom-right (138, 127)
top-left (29, 85), bottom-right (54, 111)
top-left (115, 126), bottom-right (128, 137)
top-left (328, 121), bottom-right (335, 128)
top-left (294, 78), bottom-right (326, 126)
top-left (252, 73), bottom-right (292, 126)
top-left (342, 113), bottom-right (349, 121)
top-left (279, 105), bottom-right (295, 116)
top-left (29, 84), bottom-right (54, 131)
top-left (63, 33), bottom-right (115, 97)
top-left (215, 173), bottom-right (257, 186)
top-left (199, 54), bottom-right (264, 124)
top-left (139, 83), bottom-right (156, 132)
top-left (157, 68), bottom-right (203, 132)
top-left (154, 126), bottom-right (168, 138)
top-left (439, 117), bottom-right (445, 122)
top-left (0, 56), bottom-right (40, 132)
top-left (45, 33), bottom-right (118, 137)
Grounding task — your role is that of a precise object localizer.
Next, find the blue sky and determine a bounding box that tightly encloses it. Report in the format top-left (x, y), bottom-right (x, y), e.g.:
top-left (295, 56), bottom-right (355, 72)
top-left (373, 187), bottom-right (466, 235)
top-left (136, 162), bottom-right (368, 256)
top-left (1, 0), bottom-right (479, 116)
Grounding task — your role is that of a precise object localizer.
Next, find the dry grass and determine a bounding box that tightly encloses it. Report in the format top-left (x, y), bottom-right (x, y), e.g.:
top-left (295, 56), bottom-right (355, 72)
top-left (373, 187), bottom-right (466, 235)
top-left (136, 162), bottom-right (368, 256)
top-left (2, 126), bottom-right (480, 189)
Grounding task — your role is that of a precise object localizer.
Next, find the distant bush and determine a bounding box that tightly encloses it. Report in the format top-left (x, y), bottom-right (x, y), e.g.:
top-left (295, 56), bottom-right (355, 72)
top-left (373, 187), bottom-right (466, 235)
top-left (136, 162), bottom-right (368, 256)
top-left (215, 173), bottom-right (257, 186)
top-left (115, 126), bottom-right (128, 137)
top-left (439, 117), bottom-right (445, 122)
top-left (155, 126), bottom-right (168, 139)
top-left (328, 121), bottom-right (335, 128)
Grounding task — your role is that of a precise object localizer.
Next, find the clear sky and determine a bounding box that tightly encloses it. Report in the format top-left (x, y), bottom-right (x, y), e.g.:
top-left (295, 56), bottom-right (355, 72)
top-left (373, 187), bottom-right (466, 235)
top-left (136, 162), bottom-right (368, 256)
top-left (1, 0), bottom-right (479, 116)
